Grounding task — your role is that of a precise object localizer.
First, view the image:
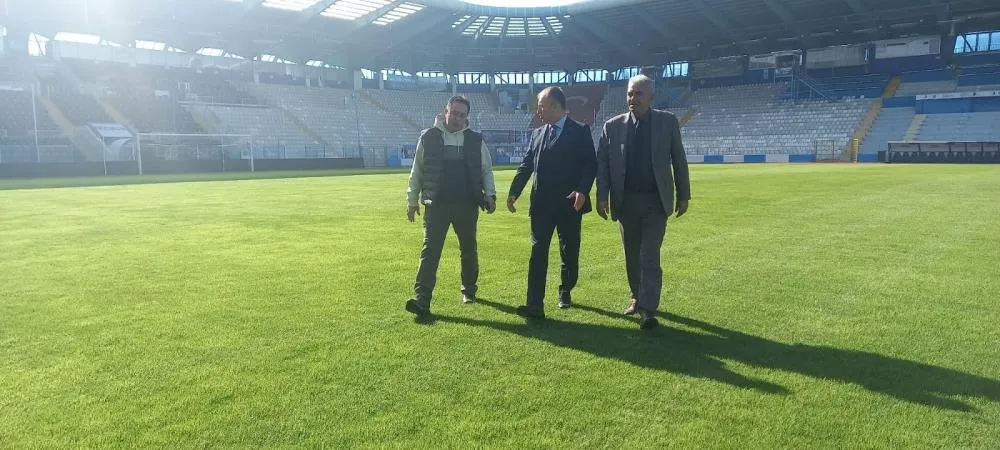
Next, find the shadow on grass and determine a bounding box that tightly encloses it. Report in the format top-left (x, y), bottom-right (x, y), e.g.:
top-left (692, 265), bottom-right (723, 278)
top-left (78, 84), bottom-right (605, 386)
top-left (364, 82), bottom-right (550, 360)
top-left (439, 299), bottom-right (788, 395)
top-left (433, 299), bottom-right (1000, 412)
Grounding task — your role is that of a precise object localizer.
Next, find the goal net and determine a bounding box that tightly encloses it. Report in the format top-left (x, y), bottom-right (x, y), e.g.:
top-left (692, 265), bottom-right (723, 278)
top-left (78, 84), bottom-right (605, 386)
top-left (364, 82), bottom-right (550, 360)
top-left (813, 138), bottom-right (839, 161)
top-left (136, 133), bottom-right (254, 174)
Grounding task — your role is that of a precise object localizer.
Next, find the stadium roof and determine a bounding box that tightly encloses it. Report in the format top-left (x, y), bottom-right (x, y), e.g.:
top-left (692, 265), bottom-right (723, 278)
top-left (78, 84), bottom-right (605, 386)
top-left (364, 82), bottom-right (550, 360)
top-left (8, 0), bottom-right (1000, 73)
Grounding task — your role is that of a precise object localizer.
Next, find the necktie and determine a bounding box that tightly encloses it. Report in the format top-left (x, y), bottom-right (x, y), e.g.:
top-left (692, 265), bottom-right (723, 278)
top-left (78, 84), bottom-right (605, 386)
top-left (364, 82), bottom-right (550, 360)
top-left (547, 124), bottom-right (559, 147)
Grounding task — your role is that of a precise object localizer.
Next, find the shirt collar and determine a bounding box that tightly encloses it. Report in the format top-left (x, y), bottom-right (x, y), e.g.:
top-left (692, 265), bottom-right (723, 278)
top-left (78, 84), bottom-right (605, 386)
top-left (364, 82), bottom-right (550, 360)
top-left (629, 110), bottom-right (651, 125)
top-left (552, 114), bottom-right (568, 130)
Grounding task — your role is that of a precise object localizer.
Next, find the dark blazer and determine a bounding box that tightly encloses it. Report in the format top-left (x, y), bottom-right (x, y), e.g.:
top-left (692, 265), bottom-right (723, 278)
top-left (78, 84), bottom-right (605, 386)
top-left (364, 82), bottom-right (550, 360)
top-left (597, 109), bottom-right (691, 221)
top-left (509, 117), bottom-right (598, 215)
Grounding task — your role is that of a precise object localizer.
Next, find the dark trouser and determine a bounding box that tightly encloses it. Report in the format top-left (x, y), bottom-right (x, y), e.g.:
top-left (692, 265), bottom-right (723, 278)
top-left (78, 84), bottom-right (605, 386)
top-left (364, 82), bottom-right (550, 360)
top-left (527, 206), bottom-right (582, 308)
top-left (414, 201), bottom-right (479, 304)
top-left (618, 192), bottom-right (668, 312)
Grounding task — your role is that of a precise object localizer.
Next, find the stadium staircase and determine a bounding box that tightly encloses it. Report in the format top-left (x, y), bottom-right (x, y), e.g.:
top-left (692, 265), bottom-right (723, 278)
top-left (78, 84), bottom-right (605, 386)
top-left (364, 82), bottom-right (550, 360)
top-left (37, 94), bottom-right (101, 161)
top-left (356, 90), bottom-right (421, 131)
top-left (783, 70), bottom-right (834, 101)
top-left (674, 88), bottom-right (697, 126)
top-left (680, 108), bottom-right (697, 127)
top-left (883, 76), bottom-right (902, 97)
top-left (904, 114), bottom-right (927, 140)
top-left (182, 103), bottom-right (223, 134)
top-left (279, 107), bottom-right (332, 149)
top-left (679, 87), bottom-right (695, 105)
top-left (56, 63), bottom-right (85, 88)
top-left (844, 77), bottom-right (899, 158)
top-left (487, 92), bottom-right (503, 113)
top-left (36, 94), bottom-right (74, 137)
top-left (237, 83), bottom-right (333, 148)
top-left (845, 99), bottom-right (882, 159)
top-left (93, 96), bottom-right (133, 131)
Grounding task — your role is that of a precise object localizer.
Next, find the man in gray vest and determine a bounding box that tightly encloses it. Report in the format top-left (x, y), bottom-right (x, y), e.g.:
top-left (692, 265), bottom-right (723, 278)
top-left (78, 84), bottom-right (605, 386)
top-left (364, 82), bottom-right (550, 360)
top-left (405, 95), bottom-right (497, 317)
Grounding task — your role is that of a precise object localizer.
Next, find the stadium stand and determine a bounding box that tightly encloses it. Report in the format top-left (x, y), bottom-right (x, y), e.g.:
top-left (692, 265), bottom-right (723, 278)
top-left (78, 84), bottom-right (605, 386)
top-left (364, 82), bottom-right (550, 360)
top-left (353, 88), bottom-right (535, 152)
top-left (888, 67), bottom-right (1000, 97)
top-left (593, 85), bottom-right (627, 143)
top-left (105, 89), bottom-right (204, 134)
top-left (808, 73), bottom-right (890, 99)
top-left (353, 99), bottom-right (417, 155)
top-left (894, 80), bottom-right (958, 96)
top-left (0, 133), bottom-right (78, 163)
top-left (181, 73), bottom-right (258, 105)
top-left (469, 111), bottom-right (533, 134)
top-left (363, 89), bottom-right (455, 126)
top-left (0, 88), bottom-right (59, 135)
top-left (957, 65), bottom-right (1000, 90)
top-left (860, 107), bottom-right (915, 154)
top-left (251, 83), bottom-right (358, 156)
top-left (682, 84), bottom-right (872, 155)
top-left (894, 70), bottom-right (959, 96)
top-left (358, 89), bottom-right (524, 131)
top-left (0, 86), bottom-right (80, 163)
top-left (68, 62), bottom-right (259, 106)
top-left (203, 104), bottom-right (322, 158)
top-left (3, 0), bottom-right (1000, 176)
top-left (899, 69), bottom-right (954, 83)
top-left (599, 85), bottom-right (627, 120)
top-left (48, 88), bottom-right (113, 125)
top-left (917, 112), bottom-right (1000, 141)
top-left (861, 64), bottom-right (1000, 155)
top-left (463, 92), bottom-right (497, 116)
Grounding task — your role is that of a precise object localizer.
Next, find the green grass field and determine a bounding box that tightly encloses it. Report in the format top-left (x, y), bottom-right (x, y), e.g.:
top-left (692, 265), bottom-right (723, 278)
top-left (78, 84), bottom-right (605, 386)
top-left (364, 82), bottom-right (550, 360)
top-left (2, 164), bottom-right (999, 447)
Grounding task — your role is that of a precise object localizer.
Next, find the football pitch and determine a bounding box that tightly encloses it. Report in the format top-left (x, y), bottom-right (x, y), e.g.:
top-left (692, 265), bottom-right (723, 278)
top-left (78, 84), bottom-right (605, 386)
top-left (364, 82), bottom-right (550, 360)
top-left (2, 164), bottom-right (999, 447)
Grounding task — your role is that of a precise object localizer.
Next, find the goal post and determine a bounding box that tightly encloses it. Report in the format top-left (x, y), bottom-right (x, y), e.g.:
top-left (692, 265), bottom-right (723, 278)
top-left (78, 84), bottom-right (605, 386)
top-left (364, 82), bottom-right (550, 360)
top-left (135, 133), bottom-right (255, 175)
top-left (813, 138), bottom-right (838, 161)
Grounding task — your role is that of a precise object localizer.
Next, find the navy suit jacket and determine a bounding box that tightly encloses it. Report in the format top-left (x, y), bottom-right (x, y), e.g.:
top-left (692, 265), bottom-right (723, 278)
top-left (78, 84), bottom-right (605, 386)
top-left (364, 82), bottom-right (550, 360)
top-left (509, 117), bottom-right (598, 215)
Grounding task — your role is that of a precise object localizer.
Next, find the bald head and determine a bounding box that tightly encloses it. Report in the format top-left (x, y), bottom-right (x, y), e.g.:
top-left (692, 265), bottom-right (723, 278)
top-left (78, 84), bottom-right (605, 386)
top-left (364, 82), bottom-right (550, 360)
top-left (627, 74), bottom-right (655, 117)
top-left (537, 86), bottom-right (567, 125)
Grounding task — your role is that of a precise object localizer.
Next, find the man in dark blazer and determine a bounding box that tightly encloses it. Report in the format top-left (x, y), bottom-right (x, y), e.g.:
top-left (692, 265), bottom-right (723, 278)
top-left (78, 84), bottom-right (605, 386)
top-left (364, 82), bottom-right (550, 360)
top-left (596, 74), bottom-right (691, 330)
top-left (508, 86), bottom-right (597, 318)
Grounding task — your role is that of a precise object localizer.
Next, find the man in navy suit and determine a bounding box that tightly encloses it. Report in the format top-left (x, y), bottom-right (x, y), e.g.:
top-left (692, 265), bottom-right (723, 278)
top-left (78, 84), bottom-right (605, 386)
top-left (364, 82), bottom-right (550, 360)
top-left (508, 86), bottom-right (598, 318)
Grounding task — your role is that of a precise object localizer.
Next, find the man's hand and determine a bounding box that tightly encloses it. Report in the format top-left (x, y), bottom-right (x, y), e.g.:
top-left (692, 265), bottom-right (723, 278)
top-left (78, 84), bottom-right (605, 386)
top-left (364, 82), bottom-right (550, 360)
top-left (566, 191), bottom-right (586, 212)
top-left (507, 195), bottom-right (518, 213)
top-left (596, 200), bottom-right (609, 220)
top-left (407, 205), bottom-right (420, 222)
top-left (675, 200), bottom-right (689, 218)
top-left (485, 196), bottom-right (497, 214)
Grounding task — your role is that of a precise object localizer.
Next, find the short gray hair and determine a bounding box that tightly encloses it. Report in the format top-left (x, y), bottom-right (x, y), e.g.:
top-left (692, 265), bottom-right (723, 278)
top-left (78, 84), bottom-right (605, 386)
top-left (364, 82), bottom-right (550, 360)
top-left (628, 74), bottom-right (655, 93)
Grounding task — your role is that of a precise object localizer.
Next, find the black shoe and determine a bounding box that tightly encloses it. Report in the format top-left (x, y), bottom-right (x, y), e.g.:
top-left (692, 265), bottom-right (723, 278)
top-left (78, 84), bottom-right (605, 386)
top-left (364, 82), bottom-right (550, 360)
top-left (558, 293), bottom-right (572, 309)
top-left (639, 308), bottom-right (659, 330)
top-left (516, 305), bottom-right (546, 319)
top-left (462, 294), bottom-right (475, 304)
top-left (405, 298), bottom-right (430, 316)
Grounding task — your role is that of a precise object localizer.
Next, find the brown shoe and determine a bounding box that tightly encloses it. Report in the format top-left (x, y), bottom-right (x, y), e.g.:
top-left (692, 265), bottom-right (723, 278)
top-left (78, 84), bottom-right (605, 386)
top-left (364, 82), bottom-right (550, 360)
top-left (623, 298), bottom-right (639, 316)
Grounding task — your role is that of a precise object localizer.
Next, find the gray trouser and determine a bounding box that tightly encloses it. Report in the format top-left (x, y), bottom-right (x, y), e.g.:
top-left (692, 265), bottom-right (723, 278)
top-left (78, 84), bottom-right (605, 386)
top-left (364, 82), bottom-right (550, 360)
top-left (414, 201), bottom-right (479, 304)
top-left (618, 193), bottom-right (668, 312)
